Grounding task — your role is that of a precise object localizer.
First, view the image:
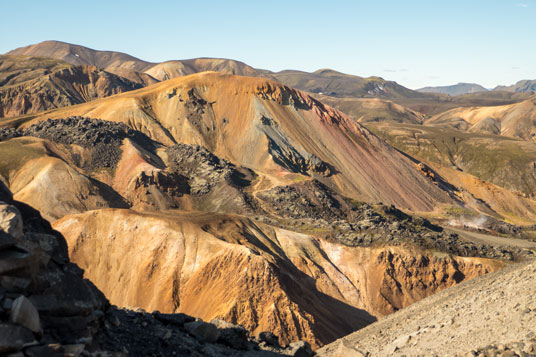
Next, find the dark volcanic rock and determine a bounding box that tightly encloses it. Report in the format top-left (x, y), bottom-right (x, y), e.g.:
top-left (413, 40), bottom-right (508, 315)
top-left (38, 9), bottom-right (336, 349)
top-left (166, 143), bottom-right (255, 194)
top-left (0, 127), bottom-right (21, 142)
top-left (0, 183), bottom-right (108, 355)
top-left (256, 180), bottom-right (529, 261)
top-left (94, 306), bottom-right (303, 356)
top-left (210, 318), bottom-right (250, 349)
top-left (256, 180), bottom-right (349, 221)
top-left (0, 180), bottom-right (12, 202)
top-left (0, 323), bottom-right (36, 353)
top-left (257, 331), bottom-right (281, 347)
top-left (184, 320), bottom-right (221, 343)
top-left (164, 143), bottom-right (257, 213)
top-left (23, 116), bottom-right (156, 170)
top-left (259, 115), bottom-right (333, 177)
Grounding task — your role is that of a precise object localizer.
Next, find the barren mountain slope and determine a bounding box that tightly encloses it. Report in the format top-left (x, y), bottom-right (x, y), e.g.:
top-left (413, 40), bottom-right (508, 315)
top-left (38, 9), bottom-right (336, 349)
top-left (103, 66), bottom-right (159, 86)
top-left (268, 71), bottom-right (529, 115)
top-left (271, 69), bottom-right (433, 99)
top-left (7, 42), bottom-right (429, 100)
top-left (145, 58), bottom-right (262, 81)
top-left (0, 176), bottom-right (320, 356)
top-left (425, 95), bottom-right (536, 140)
top-left (318, 258), bottom-right (536, 356)
top-left (7, 40), bottom-right (264, 85)
top-left (7, 40), bottom-right (153, 72)
top-left (0, 55), bottom-right (70, 86)
top-left (6, 41), bottom-right (160, 86)
top-left (53, 208), bottom-right (501, 348)
top-left (313, 95), bottom-right (425, 124)
top-left (428, 163), bottom-right (536, 225)
top-left (8, 41), bottom-right (533, 118)
top-left (13, 72), bottom-right (457, 212)
top-left (394, 90), bottom-right (533, 117)
top-left (0, 55), bottom-right (141, 118)
top-left (1, 116), bottom-right (513, 349)
top-left (365, 121), bottom-right (536, 199)
top-left (0, 135), bottom-right (128, 221)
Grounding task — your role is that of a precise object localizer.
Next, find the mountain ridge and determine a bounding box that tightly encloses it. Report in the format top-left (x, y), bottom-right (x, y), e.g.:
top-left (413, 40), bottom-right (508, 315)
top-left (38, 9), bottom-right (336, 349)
top-left (417, 83), bottom-right (488, 96)
top-left (494, 79), bottom-right (536, 93)
top-left (0, 54), bottom-right (142, 118)
top-left (6, 40), bottom-right (533, 118)
top-left (5, 41), bottom-right (437, 101)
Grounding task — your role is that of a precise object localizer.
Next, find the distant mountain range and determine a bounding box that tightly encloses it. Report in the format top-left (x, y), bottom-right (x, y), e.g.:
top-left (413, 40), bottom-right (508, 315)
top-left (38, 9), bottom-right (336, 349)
top-left (494, 79), bottom-right (536, 93)
top-left (417, 83), bottom-right (489, 96)
top-left (418, 80), bottom-right (536, 96)
top-left (2, 40), bottom-right (534, 120)
top-left (7, 40), bottom-right (437, 100)
top-left (0, 54), bottom-right (141, 117)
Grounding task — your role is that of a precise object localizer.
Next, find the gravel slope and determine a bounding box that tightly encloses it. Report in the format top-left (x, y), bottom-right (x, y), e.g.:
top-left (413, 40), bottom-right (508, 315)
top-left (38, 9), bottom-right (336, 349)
top-left (318, 259), bottom-right (536, 356)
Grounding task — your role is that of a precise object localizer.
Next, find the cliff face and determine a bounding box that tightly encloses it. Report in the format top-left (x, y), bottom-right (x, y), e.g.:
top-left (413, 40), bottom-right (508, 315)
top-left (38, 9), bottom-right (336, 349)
top-left (53, 208), bottom-right (501, 348)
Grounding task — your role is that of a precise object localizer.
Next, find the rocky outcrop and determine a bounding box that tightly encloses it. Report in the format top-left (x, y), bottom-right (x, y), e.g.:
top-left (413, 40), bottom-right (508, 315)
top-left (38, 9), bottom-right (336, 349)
top-left (0, 53), bottom-right (531, 356)
top-left (95, 306), bottom-right (315, 356)
top-left (165, 144), bottom-right (255, 195)
top-left (2, 117), bottom-right (529, 259)
top-left (470, 341), bottom-right (536, 357)
top-left (121, 142), bottom-right (257, 213)
top-left (22, 117), bottom-right (156, 170)
top-left (259, 115), bottom-right (334, 177)
top-left (0, 127), bottom-right (21, 141)
top-left (255, 180), bottom-right (529, 261)
top-left (0, 180), bottom-right (108, 354)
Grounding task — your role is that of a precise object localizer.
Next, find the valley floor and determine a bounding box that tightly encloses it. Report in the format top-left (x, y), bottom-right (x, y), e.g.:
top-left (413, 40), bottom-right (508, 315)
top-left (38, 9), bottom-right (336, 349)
top-left (447, 227), bottom-right (536, 249)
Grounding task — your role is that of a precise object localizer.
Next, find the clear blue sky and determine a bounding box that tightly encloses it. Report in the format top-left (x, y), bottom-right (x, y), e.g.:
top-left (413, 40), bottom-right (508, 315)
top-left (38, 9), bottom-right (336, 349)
top-left (1, 0), bottom-right (534, 89)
